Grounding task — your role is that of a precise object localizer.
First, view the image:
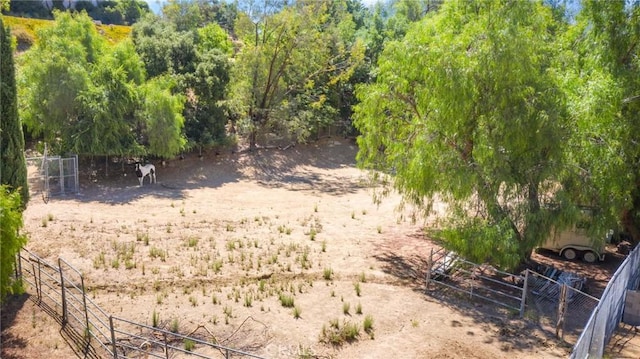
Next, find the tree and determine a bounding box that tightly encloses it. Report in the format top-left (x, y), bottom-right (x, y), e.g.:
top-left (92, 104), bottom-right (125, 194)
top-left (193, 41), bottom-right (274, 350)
top-left (132, 15), bottom-right (231, 152)
top-left (137, 76), bottom-right (187, 158)
top-left (71, 40), bottom-right (143, 157)
top-left (0, 186), bottom-right (27, 303)
top-left (230, 0), bottom-right (364, 150)
top-left (197, 22), bottom-right (232, 55)
top-left (19, 11), bottom-right (185, 159)
top-left (558, 0), bottom-right (640, 243)
top-left (18, 11), bottom-right (99, 151)
top-left (183, 48), bottom-right (231, 151)
top-left (162, 0), bottom-right (203, 31)
top-left (354, 0), bottom-right (567, 270)
top-left (1, 17), bottom-right (29, 206)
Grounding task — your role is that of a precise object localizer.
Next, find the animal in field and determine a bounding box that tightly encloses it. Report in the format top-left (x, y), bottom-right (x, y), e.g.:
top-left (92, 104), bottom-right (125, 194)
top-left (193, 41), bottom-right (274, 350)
top-left (135, 163), bottom-right (156, 186)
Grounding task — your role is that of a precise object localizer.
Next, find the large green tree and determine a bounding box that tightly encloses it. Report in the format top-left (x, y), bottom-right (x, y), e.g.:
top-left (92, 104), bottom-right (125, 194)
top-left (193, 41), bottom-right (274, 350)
top-left (0, 17), bottom-right (28, 206)
top-left (230, 0), bottom-right (364, 150)
top-left (354, 0), bottom-right (568, 270)
top-left (19, 11), bottom-right (185, 158)
top-left (132, 15), bottom-right (231, 152)
top-left (138, 76), bottom-right (187, 158)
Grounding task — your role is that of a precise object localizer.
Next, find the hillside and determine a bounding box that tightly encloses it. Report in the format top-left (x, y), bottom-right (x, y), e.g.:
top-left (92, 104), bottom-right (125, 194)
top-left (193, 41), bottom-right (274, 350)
top-left (2, 15), bottom-right (131, 52)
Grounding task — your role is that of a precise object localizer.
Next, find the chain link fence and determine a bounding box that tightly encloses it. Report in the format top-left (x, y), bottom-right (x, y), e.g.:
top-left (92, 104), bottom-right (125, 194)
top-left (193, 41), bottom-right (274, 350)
top-left (26, 154), bottom-right (79, 202)
top-left (570, 244), bottom-right (640, 358)
top-left (525, 268), bottom-right (600, 342)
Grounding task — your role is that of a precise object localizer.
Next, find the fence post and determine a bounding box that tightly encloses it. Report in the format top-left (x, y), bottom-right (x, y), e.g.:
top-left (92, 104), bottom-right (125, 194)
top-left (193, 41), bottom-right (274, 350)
top-left (520, 270), bottom-right (529, 318)
top-left (425, 249), bottom-right (433, 291)
top-left (556, 283), bottom-right (567, 339)
top-left (74, 155), bottom-right (79, 193)
top-left (14, 251), bottom-right (22, 279)
top-left (59, 259), bottom-right (68, 326)
top-left (109, 316), bottom-right (118, 359)
top-left (32, 262), bottom-right (40, 303)
top-left (164, 332), bottom-right (170, 359)
top-left (58, 157), bottom-right (65, 194)
top-left (80, 275), bottom-right (91, 344)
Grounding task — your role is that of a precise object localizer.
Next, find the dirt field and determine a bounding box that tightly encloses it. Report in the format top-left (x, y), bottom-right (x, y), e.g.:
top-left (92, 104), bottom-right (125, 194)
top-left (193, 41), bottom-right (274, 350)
top-left (0, 139), bottom-right (600, 358)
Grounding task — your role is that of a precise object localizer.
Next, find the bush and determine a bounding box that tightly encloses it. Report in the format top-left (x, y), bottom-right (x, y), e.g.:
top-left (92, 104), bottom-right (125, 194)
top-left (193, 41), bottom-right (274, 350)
top-left (0, 187), bottom-right (27, 302)
top-left (319, 319), bottom-right (360, 345)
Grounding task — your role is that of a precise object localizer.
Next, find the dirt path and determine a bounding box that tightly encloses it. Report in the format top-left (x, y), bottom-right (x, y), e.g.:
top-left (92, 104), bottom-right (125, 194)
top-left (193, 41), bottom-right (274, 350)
top-left (3, 139), bottom-right (569, 358)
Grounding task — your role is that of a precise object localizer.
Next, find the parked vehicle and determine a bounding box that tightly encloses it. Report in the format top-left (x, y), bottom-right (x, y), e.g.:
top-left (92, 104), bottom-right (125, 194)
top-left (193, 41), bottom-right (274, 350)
top-left (538, 227), bottom-right (611, 263)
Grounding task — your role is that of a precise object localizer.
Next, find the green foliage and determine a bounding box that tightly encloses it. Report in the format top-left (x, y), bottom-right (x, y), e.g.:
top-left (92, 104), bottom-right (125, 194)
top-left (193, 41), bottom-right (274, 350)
top-left (0, 18), bottom-right (29, 206)
top-left (197, 23), bottom-right (232, 55)
top-left (17, 11), bottom-right (152, 157)
top-left (0, 186), bottom-right (28, 302)
top-left (138, 76), bottom-right (187, 158)
top-left (354, 0), bottom-right (567, 270)
top-left (132, 14), bottom-right (231, 151)
top-left (230, 0), bottom-right (364, 149)
top-left (319, 319), bottom-right (360, 345)
top-left (279, 293), bottom-right (295, 308)
top-left (556, 0), bottom-right (640, 242)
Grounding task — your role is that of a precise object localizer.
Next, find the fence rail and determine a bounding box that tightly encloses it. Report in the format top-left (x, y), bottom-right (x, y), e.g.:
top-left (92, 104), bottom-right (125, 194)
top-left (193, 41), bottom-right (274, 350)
top-left (16, 249), bottom-right (265, 359)
top-left (425, 248), bottom-right (599, 345)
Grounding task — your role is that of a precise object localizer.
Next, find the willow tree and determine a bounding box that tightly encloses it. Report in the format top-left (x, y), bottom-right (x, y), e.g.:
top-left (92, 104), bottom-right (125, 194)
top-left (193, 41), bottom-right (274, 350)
top-left (138, 76), bottom-right (187, 158)
top-left (230, 0), bottom-right (364, 150)
top-left (354, 0), bottom-right (567, 270)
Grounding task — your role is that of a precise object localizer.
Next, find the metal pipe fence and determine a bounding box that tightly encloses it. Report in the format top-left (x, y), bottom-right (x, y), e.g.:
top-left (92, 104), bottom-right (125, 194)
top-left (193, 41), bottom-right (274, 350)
top-left (15, 249), bottom-right (266, 359)
top-left (425, 248), bottom-right (600, 346)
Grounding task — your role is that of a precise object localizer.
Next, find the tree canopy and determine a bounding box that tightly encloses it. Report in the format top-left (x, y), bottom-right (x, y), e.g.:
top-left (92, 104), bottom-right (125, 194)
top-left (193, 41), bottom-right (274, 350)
top-left (354, 0), bottom-right (571, 269)
top-left (230, 0), bottom-right (365, 149)
top-left (18, 11), bottom-right (186, 158)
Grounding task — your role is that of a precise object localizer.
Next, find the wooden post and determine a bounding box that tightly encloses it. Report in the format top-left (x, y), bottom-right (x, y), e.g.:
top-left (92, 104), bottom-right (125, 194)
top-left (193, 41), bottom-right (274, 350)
top-left (556, 284), bottom-right (567, 339)
top-left (520, 270), bottom-right (529, 318)
top-left (425, 249), bottom-right (433, 291)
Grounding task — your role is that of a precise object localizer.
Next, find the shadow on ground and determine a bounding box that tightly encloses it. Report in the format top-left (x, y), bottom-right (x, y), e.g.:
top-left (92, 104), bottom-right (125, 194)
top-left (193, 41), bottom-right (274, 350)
top-left (1, 294), bottom-right (30, 359)
top-left (45, 139), bottom-right (361, 205)
top-left (373, 238), bottom-right (573, 357)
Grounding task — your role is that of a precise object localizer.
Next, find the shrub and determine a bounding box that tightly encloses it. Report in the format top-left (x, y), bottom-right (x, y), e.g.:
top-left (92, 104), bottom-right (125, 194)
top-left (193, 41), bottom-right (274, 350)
top-left (279, 293), bottom-right (295, 308)
top-left (323, 267), bottom-right (333, 281)
top-left (319, 319), bottom-right (360, 345)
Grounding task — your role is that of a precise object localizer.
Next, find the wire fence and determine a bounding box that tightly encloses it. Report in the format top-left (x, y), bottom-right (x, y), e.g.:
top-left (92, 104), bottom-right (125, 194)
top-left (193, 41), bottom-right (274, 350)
top-left (570, 243), bottom-right (640, 359)
top-left (525, 268), bottom-right (600, 341)
top-left (16, 249), bottom-right (266, 359)
top-left (26, 154), bottom-right (79, 203)
top-left (425, 248), bottom-right (600, 346)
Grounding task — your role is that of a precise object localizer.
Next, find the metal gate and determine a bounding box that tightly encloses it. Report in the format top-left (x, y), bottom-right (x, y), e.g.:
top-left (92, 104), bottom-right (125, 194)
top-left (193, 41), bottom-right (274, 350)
top-left (26, 152), bottom-right (79, 202)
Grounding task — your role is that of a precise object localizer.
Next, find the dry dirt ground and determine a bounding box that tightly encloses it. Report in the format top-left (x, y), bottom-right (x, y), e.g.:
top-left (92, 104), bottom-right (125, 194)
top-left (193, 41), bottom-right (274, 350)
top-left (1, 138), bottom-right (634, 358)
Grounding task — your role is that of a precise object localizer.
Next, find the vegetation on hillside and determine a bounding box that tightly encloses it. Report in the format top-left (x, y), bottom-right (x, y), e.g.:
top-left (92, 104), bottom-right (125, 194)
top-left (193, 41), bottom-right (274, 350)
top-left (2, 15), bottom-right (131, 50)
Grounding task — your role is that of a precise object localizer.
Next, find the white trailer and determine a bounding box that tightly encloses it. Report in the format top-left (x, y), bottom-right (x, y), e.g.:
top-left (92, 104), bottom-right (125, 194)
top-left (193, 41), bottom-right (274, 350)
top-left (538, 228), bottom-right (608, 263)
